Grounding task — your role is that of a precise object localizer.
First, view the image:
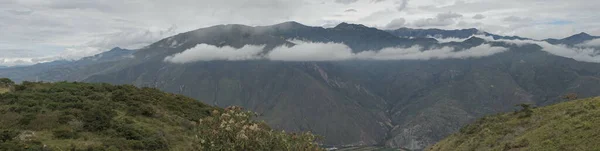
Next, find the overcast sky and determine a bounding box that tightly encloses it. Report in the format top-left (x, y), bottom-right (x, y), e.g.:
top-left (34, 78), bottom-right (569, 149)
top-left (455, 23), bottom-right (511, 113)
top-left (1, 0), bottom-right (600, 66)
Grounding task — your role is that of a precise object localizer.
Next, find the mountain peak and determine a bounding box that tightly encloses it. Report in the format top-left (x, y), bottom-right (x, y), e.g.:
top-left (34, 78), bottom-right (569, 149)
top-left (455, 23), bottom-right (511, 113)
top-left (565, 32), bottom-right (593, 40)
top-left (269, 21), bottom-right (309, 29)
top-left (109, 47), bottom-right (125, 52)
top-left (334, 22), bottom-right (369, 30)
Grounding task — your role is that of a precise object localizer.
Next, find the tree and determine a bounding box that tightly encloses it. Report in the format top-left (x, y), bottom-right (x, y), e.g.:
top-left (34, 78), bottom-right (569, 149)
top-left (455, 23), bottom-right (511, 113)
top-left (562, 93), bottom-right (578, 101)
top-left (516, 103), bottom-right (533, 118)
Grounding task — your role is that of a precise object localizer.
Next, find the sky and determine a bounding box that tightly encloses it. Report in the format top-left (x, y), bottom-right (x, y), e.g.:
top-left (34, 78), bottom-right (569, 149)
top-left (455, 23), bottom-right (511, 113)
top-left (1, 0), bottom-right (600, 66)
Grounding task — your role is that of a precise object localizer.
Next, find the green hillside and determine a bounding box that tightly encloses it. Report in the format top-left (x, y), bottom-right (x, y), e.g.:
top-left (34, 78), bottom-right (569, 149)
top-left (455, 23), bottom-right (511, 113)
top-left (0, 78), bottom-right (321, 151)
top-left (428, 97), bottom-right (600, 151)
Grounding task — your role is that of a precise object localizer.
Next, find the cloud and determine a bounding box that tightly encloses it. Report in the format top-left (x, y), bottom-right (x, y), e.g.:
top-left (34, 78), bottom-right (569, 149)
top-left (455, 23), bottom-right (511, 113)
top-left (355, 44), bottom-right (507, 60)
top-left (502, 16), bottom-right (533, 22)
top-left (412, 12), bottom-right (463, 27)
top-left (385, 18), bottom-right (406, 29)
top-left (0, 46), bottom-right (103, 66)
top-left (268, 41), bottom-right (354, 61)
top-left (395, 0), bottom-right (409, 11)
top-left (477, 35), bottom-right (600, 63)
top-left (577, 39), bottom-right (600, 47)
top-left (335, 0), bottom-right (359, 4)
top-left (164, 44), bottom-right (265, 63)
top-left (164, 41), bottom-right (509, 63)
top-left (87, 26), bottom-right (178, 50)
top-left (344, 9), bottom-right (358, 12)
top-left (427, 36), bottom-right (472, 43)
top-left (473, 14), bottom-right (485, 20)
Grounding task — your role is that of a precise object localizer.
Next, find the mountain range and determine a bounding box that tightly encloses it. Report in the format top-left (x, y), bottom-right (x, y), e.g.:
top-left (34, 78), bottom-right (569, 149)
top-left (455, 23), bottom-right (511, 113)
top-left (2, 21), bottom-right (600, 150)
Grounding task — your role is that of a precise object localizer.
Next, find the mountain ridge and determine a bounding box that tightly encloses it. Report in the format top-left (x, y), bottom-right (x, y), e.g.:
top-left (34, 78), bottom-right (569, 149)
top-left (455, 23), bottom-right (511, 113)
top-left (3, 21), bottom-right (600, 150)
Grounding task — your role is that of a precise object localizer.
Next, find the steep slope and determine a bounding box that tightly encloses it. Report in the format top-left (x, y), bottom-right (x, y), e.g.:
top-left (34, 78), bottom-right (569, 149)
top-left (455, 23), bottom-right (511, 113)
top-left (0, 80), bottom-right (321, 150)
top-left (428, 97), bottom-right (600, 151)
top-left (85, 61), bottom-right (391, 146)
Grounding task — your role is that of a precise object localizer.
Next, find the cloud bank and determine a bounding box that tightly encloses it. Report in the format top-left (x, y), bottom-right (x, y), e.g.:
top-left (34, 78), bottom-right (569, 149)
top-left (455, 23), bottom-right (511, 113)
top-left (355, 44), bottom-right (507, 60)
top-left (164, 41), bottom-right (509, 63)
top-left (164, 44), bottom-right (264, 63)
top-left (427, 36), bottom-right (472, 43)
top-left (577, 39), bottom-right (600, 47)
top-left (268, 42), bottom-right (355, 61)
top-left (477, 36), bottom-right (600, 63)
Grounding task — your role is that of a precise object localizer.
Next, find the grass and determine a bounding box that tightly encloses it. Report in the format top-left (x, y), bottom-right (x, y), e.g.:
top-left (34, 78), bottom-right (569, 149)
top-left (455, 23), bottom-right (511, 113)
top-left (428, 97), bottom-right (600, 151)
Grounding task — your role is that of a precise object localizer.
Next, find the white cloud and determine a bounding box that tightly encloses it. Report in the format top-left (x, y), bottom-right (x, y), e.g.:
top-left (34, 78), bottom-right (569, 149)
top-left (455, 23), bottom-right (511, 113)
top-left (577, 39), bottom-right (600, 47)
top-left (427, 36), bottom-right (472, 43)
top-left (164, 41), bottom-right (509, 63)
top-left (355, 44), bottom-right (507, 60)
top-left (477, 35), bottom-right (600, 63)
top-left (268, 41), bottom-right (354, 61)
top-left (0, 46), bottom-right (103, 66)
top-left (164, 44), bottom-right (265, 63)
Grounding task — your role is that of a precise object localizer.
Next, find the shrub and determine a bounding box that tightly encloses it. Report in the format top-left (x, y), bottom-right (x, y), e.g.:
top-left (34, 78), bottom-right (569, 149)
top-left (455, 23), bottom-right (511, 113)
top-left (516, 103), bottom-right (533, 118)
top-left (82, 105), bottom-right (115, 131)
top-left (196, 106), bottom-right (323, 151)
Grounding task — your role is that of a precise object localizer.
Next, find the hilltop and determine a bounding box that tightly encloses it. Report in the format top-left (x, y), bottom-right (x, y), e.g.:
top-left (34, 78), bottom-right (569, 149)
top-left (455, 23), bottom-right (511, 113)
top-left (0, 78), bottom-right (321, 150)
top-left (428, 97), bottom-right (600, 151)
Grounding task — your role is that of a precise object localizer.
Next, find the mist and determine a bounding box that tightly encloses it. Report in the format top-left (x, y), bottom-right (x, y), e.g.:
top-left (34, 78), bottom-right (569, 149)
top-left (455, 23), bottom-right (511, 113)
top-left (355, 44), bottom-right (507, 60)
top-left (268, 41), bottom-right (354, 61)
top-left (477, 36), bottom-right (600, 63)
top-left (164, 44), bottom-right (265, 63)
top-left (577, 39), bottom-right (600, 47)
top-left (428, 36), bottom-right (472, 43)
top-left (165, 41), bottom-right (510, 63)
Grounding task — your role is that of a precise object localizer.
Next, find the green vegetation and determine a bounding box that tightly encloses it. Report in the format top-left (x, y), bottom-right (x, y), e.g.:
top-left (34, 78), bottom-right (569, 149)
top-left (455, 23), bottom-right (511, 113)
top-left (0, 80), bottom-right (321, 150)
top-left (0, 78), bottom-right (14, 94)
top-left (428, 97), bottom-right (600, 151)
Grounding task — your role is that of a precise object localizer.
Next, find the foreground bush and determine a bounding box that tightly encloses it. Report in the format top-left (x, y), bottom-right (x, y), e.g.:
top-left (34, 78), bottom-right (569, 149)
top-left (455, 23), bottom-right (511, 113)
top-left (195, 106), bottom-right (323, 151)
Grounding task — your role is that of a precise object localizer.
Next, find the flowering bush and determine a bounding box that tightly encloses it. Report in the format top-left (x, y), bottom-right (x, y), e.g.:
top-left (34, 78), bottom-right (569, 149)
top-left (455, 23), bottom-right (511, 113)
top-left (195, 106), bottom-right (323, 151)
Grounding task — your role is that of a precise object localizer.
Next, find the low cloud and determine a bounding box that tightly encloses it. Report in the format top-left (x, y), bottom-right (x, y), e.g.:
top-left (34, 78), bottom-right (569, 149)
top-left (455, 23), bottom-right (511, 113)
top-left (268, 41), bottom-right (354, 61)
top-left (165, 41), bottom-right (509, 63)
top-left (477, 36), bottom-right (600, 63)
top-left (0, 46), bottom-right (103, 66)
top-left (577, 39), bottom-right (600, 47)
top-left (164, 44), bottom-right (265, 63)
top-left (355, 44), bottom-right (507, 60)
top-left (428, 36), bottom-right (472, 43)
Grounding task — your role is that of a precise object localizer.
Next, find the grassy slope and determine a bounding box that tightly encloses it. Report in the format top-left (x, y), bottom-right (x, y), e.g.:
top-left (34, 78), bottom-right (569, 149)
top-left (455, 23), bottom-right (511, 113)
top-left (0, 81), bottom-right (215, 150)
top-left (428, 97), bottom-right (600, 151)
